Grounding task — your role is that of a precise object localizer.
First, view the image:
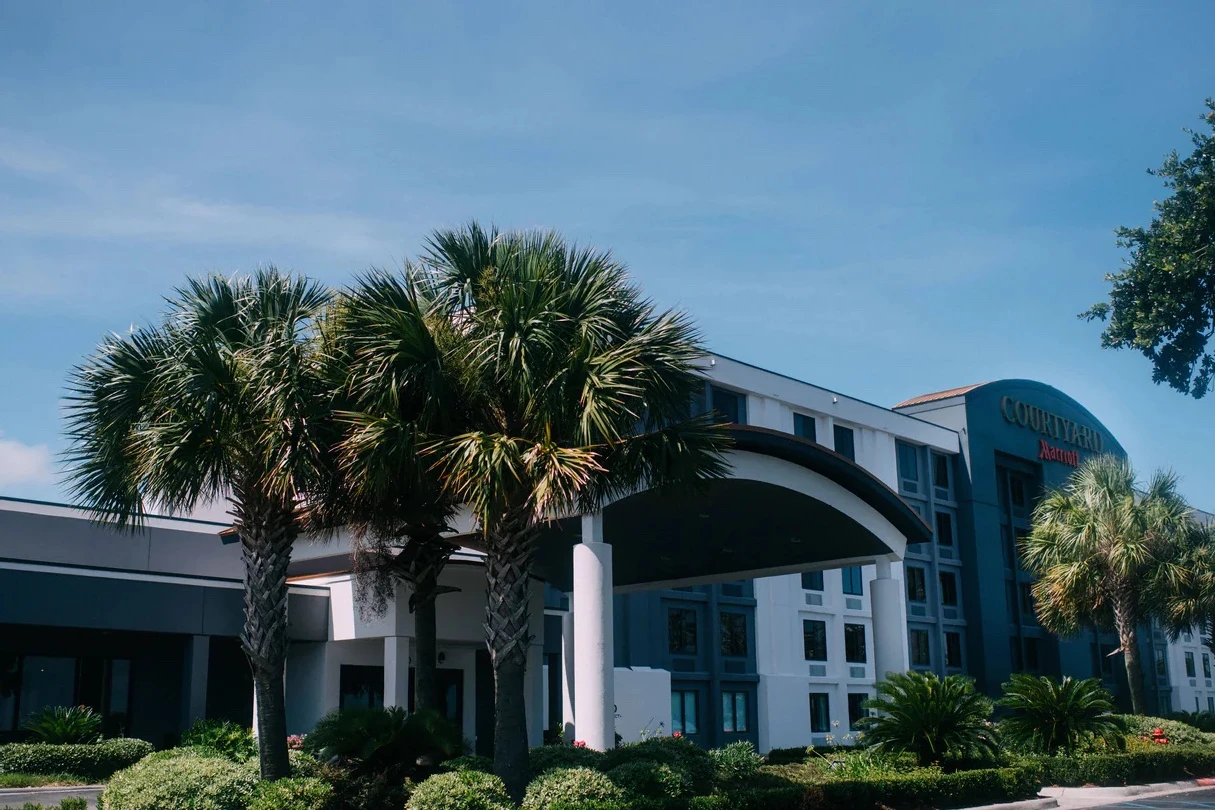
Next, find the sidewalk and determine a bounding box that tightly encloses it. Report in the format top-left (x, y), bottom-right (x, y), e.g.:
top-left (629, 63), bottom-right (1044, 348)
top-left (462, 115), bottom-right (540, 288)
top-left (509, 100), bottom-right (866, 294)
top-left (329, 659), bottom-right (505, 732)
top-left (968, 779), bottom-right (1215, 810)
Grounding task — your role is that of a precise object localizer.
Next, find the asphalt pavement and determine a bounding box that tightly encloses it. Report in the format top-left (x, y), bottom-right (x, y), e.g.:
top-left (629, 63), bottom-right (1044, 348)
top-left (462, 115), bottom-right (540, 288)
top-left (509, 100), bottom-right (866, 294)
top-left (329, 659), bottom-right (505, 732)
top-left (1101, 787), bottom-right (1215, 808)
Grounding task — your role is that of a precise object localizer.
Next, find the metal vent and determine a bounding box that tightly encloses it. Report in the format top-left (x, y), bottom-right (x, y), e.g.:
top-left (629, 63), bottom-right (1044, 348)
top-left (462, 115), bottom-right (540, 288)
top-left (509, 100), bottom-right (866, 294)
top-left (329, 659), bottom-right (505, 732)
top-left (943, 608), bottom-right (958, 620)
top-left (808, 664), bottom-right (827, 677)
top-left (845, 598), bottom-right (863, 611)
top-left (909, 605), bottom-right (927, 617)
top-left (724, 660), bottom-right (747, 674)
top-left (1190, 679), bottom-right (1198, 688)
top-left (805, 593), bottom-right (823, 607)
top-left (849, 666), bottom-right (867, 679)
top-left (671, 658), bottom-right (696, 672)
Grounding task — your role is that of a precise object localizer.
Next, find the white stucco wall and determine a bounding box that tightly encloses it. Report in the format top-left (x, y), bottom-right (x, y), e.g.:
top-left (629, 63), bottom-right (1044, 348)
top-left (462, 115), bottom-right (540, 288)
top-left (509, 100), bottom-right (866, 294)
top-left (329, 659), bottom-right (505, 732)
top-left (613, 667), bottom-right (672, 744)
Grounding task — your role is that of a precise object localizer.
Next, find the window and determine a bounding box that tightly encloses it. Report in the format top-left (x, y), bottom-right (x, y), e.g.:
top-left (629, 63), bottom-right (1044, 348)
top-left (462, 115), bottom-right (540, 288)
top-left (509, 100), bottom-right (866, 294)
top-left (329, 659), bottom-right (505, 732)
top-left (939, 572), bottom-right (958, 606)
top-left (1187, 651), bottom-right (1197, 678)
top-left (0, 654), bottom-right (16, 731)
top-left (339, 665), bottom-right (385, 710)
top-left (668, 609), bottom-right (698, 655)
top-left (833, 425), bottom-right (855, 461)
top-left (933, 452), bottom-right (952, 498)
top-left (844, 623), bottom-right (867, 664)
top-left (722, 691), bottom-right (748, 733)
top-left (1019, 583), bottom-right (1035, 616)
top-left (1099, 645), bottom-right (1116, 677)
top-left (721, 613), bottom-right (748, 658)
top-left (935, 511), bottom-right (954, 547)
top-left (847, 692), bottom-right (869, 730)
top-left (897, 441), bottom-right (919, 493)
top-left (1025, 638), bottom-right (1040, 671)
top-left (1010, 639), bottom-right (1024, 671)
top-left (1185, 630), bottom-right (1194, 643)
top-left (945, 631), bottom-right (963, 668)
top-left (1208, 697), bottom-right (1214, 714)
top-left (1005, 580), bottom-right (1017, 615)
top-left (1156, 649), bottom-right (1168, 677)
top-left (18, 656), bottom-right (77, 725)
top-left (671, 690), bottom-right (699, 735)
top-left (1204, 654), bottom-right (1211, 679)
top-left (794, 413), bottom-right (817, 442)
top-left (709, 386), bottom-right (746, 424)
top-left (801, 571), bottom-right (824, 591)
top-left (804, 620), bottom-right (828, 661)
top-left (906, 567), bottom-right (927, 602)
top-left (809, 693), bottom-right (830, 733)
top-left (910, 630), bottom-right (931, 667)
top-left (842, 566), bottom-right (864, 596)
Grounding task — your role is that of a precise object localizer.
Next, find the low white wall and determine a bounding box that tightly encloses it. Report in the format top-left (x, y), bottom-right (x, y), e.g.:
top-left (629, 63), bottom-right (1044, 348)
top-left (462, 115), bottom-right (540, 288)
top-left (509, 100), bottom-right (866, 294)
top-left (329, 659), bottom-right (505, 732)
top-left (614, 667), bottom-right (671, 744)
top-left (758, 674), bottom-right (812, 753)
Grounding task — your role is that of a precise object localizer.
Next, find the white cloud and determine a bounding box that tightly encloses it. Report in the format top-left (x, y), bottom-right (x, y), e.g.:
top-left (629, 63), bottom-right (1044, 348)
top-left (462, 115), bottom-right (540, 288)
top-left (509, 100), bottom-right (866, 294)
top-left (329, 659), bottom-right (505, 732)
top-left (0, 435), bottom-right (54, 487)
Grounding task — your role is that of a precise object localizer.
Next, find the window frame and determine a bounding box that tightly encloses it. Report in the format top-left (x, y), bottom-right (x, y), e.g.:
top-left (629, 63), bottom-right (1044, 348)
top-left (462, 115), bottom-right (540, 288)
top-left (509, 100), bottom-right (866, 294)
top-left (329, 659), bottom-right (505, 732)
top-left (935, 510), bottom-right (955, 548)
top-left (793, 412), bottom-right (817, 443)
top-left (939, 571), bottom-right (958, 607)
top-left (709, 385), bottom-right (747, 425)
top-left (809, 692), bottom-right (830, 733)
top-left (833, 424), bottom-right (856, 462)
top-left (667, 608), bottom-right (699, 656)
top-left (801, 570), bottom-right (824, 591)
top-left (897, 441), bottom-right (920, 494)
top-left (909, 629), bottom-right (931, 667)
top-left (847, 692), bottom-right (869, 730)
top-left (803, 619), bottom-right (828, 662)
top-left (841, 566), bottom-right (864, 596)
top-left (722, 691), bottom-right (749, 733)
top-left (844, 623), bottom-right (868, 664)
top-left (720, 612), bottom-right (748, 658)
top-left (944, 631), bottom-right (963, 668)
top-left (906, 566), bottom-right (927, 602)
top-left (1186, 651), bottom-right (1197, 678)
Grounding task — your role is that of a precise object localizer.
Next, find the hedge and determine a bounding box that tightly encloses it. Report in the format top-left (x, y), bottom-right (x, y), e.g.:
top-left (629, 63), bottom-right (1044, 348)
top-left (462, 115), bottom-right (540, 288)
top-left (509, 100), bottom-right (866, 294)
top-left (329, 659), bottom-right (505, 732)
top-left (99, 748), bottom-right (259, 810)
top-left (1036, 746), bottom-right (1215, 787)
top-left (0, 738), bottom-right (154, 781)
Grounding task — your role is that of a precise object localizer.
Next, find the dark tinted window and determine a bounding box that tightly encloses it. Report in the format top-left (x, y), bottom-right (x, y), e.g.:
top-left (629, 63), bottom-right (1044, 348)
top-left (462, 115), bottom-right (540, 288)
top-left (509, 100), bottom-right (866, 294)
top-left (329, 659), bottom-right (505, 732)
top-left (847, 692), bottom-right (868, 730)
top-left (668, 609), bottom-right (698, 655)
top-left (897, 442), bottom-right (919, 492)
top-left (940, 572), bottom-right (958, 606)
top-left (809, 693), bottom-right (830, 733)
top-left (801, 571), bottom-right (824, 591)
top-left (910, 630), bottom-right (930, 666)
top-left (833, 425), bottom-right (855, 461)
top-left (803, 620), bottom-right (828, 661)
top-left (935, 511), bottom-right (954, 547)
top-left (842, 566), bottom-right (864, 596)
top-left (794, 413), bottom-right (816, 442)
top-left (844, 624), bottom-right (867, 663)
top-left (710, 386), bottom-right (746, 424)
top-left (906, 567), bottom-right (926, 602)
top-left (945, 632), bottom-right (962, 668)
top-left (720, 612), bottom-right (748, 657)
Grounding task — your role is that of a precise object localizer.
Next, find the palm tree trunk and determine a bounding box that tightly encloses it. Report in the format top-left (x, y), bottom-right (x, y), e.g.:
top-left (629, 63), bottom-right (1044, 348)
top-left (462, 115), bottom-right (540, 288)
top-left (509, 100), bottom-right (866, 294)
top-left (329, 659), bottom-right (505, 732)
top-left (484, 523), bottom-right (536, 801)
top-left (1114, 604), bottom-right (1147, 715)
top-left (414, 578), bottom-right (439, 713)
top-left (237, 504), bottom-right (296, 781)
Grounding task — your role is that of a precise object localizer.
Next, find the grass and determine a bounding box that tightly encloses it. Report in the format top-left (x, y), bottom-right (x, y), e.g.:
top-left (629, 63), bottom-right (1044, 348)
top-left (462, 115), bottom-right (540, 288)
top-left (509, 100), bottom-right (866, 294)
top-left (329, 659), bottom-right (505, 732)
top-left (0, 773), bottom-right (89, 788)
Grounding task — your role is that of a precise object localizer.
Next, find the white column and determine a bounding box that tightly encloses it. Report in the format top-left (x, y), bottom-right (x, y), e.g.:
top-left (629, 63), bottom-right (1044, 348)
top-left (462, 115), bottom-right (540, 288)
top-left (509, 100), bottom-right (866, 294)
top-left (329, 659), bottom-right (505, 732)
top-left (871, 558), bottom-right (908, 681)
top-left (384, 636), bottom-right (411, 708)
top-left (561, 604), bottom-right (576, 742)
top-left (183, 635), bottom-right (209, 727)
top-left (573, 512), bottom-right (614, 750)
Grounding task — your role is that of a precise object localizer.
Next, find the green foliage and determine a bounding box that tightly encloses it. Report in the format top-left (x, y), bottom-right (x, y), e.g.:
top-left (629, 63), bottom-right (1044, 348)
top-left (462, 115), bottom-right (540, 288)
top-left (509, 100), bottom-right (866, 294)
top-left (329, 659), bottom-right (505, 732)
top-left (180, 719), bottom-right (257, 763)
top-left (1021, 455), bottom-right (1193, 713)
top-left (600, 736), bottom-right (715, 795)
top-left (605, 760), bottom-right (691, 800)
top-left (405, 770), bottom-right (514, 810)
top-left (324, 771), bottom-right (413, 810)
top-left (998, 674), bottom-right (1123, 754)
top-left (440, 755), bottom-right (494, 774)
top-left (707, 741), bottom-right (763, 786)
top-left (522, 767), bottom-right (624, 810)
top-left (0, 738), bottom-right (153, 781)
top-left (0, 773), bottom-right (87, 788)
top-left (247, 777), bottom-right (334, 810)
top-left (22, 706), bottom-right (103, 745)
top-left (1118, 715), bottom-right (1214, 747)
top-left (1169, 711), bottom-right (1215, 733)
top-left (858, 671), bottom-right (997, 767)
top-left (528, 744), bottom-right (605, 775)
top-left (0, 801), bottom-right (89, 810)
top-left (1035, 746), bottom-right (1215, 787)
top-left (815, 765), bottom-right (1042, 810)
top-left (1085, 99), bottom-right (1215, 398)
top-left (99, 748), bottom-right (258, 810)
top-left (764, 746), bottom-right (813, 765)
top-left (305, 707), bottom-right (463, 779)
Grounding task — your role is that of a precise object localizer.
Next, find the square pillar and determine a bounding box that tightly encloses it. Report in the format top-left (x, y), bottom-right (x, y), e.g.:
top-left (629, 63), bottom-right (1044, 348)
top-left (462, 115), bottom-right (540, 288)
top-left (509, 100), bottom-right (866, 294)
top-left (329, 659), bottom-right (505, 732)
top-left (384, 636), bottom-right (411, 709)
top-left (182, 635), bottom-right (209, 728)
top-left (573, 512), bottom-right (614, 750)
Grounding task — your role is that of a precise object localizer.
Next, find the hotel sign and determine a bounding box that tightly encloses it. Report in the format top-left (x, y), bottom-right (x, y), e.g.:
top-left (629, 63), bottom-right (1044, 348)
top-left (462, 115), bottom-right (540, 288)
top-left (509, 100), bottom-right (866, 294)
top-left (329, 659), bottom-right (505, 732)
top-left (999, 396), bottom-right (1103, 465)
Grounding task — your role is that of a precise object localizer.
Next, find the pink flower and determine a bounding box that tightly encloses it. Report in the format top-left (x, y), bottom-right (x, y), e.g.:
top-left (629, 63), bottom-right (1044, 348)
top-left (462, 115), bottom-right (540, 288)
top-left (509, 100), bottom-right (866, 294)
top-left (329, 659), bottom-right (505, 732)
top-left (286, 734), bottom-right (305, 750)
top-left (572, 740), bottom-right (587, 749)
top-left (672, 731), bottom-right (683, 739)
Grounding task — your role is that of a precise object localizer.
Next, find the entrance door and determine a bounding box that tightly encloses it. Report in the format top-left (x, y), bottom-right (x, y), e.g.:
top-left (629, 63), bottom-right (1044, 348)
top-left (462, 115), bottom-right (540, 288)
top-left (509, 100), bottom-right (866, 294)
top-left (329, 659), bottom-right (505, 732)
top-left (406, 668), bottom-right (465, 731)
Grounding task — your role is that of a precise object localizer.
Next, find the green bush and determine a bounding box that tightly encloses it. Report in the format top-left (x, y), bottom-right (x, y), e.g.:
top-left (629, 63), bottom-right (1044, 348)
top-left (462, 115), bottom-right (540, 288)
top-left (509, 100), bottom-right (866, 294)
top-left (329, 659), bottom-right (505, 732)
top-left (247, 777), bottom-right (334, 810)
top-left (181, 719), bottom-right (257, 763)
top-left (0, 801), bottom-right (90, 810)
top-left (325, 771), bottom-right (413, 810)
top-left (859, 671), bottom-right (998, 768)
top-left (606, 760), bottom-right (691, 800)
top-left (601, 737), bottom-right (715, 795)
top-left (1036, 746), bottom-right (1215, 787)
top-left (306, 707), bottom-right (463, 780)
top-left (522, 767), bottom-right (624, 810)
top-left (998, 674), bottom-right (1122, 755)
top-left (22, 706), bottom-right (103, 745)
top-left (0, 738), bottom-right (154, 781)
top-left (99, 749), bottom-right (258, 810)
top-left (708, 741), bottom-right (763, 785)
top-left (406, 770), bottom-right (514, 810)
top-left (441, 755), bottom-right (495, 774)
top-left (1118, 715), bottom-right (1213, 747)
top-left (1170, 711), bottom-right (1215, 733)
top-left (528, 744), bottom-right (605, 775)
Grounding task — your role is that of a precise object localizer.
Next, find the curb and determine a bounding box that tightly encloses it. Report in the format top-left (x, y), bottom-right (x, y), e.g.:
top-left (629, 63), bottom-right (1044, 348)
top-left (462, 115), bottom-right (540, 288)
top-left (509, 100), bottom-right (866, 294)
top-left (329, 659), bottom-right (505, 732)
top-left (1042, 778), bottom-right (1205, 800)
top-left (0, 785), bottom-right (103, 794)
top-left (963, 799), bottom-right (1059, 810)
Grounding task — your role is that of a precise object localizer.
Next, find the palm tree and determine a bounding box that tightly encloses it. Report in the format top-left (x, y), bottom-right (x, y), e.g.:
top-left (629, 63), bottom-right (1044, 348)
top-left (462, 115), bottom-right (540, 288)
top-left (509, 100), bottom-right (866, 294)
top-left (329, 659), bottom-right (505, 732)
top-left (1021, 454), bottom-right (1192, 715)
top-left (858, 671), bottom-right (998, 767)
top-left (997, 674), bottom-right (1122, 755)
top-left (64, 270), bottom-right (333, 779)
top-left (1156, 518), bottom-right (1215, 659)
top-left (335, 224), bottom-right (730, 797)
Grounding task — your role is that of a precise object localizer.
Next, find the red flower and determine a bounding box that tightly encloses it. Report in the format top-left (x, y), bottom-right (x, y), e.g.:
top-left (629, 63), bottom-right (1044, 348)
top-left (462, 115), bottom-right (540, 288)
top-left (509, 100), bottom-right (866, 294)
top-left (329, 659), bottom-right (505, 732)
top-left (1153, 727), bottom-right (1164, 736)
top-left (572, 740), bottom-right (587, 749)
top-left (672, 732), bottom-right (683, 739)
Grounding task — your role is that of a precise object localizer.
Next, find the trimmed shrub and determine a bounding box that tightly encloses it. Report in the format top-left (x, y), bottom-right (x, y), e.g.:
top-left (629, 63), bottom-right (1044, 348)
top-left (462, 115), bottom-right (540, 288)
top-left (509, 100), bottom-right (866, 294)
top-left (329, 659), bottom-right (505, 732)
top-left (406, 770), bottom-right (514, 810)
top-left (859, 671), bottom-right (998, 767)
top-left (325, 771), bottom-right (413, 810)
top-left (59, 799), bottom-right (88, 810)
top-left (23, 706), bottom-right (103, 744)
top-left (441, 755), bottom-right (495, 774)
top-left (180, 719), bottom-right (257, 763)
top-left (0, 738), bottom-right (154, 781)
top-left (997, 674), bottom-right (1122, 755)
top-left (528, 745), bottom-right (605, 775)
top-left (708, 741), bottom-right (763, 785)
top-left (1118, 715), bottom-right (1213, 747)
top-left (765, 746), bottom-right (812, 765)
top-left (1170, 711), bottom-right (1215, 733)
top-left (306, 707), bottom-right (462, 780)
top-left (606, 760), bottom-right (691, 800)
top-left (601, 737), bottom-right (715, 795)
top-left (522, 767), bottom-right (624, 810)
top-left (1036, 746), bottom-right (1215, 787)
top-left (247, 777), bottom-right (334, 810)
top-left (99, 749), bottom-right (258, 810)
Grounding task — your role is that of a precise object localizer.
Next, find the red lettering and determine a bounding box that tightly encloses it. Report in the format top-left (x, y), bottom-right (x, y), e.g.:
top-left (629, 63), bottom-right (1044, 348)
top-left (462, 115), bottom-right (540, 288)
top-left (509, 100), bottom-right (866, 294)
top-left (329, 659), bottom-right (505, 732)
top-left (1040, 440), bottom-right (1080, 467)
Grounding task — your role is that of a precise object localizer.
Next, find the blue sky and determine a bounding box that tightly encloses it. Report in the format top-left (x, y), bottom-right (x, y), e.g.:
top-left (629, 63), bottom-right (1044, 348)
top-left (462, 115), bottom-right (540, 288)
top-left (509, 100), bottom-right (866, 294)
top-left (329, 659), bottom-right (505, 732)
top-left (2, 1), bottom-right (1214, 505)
